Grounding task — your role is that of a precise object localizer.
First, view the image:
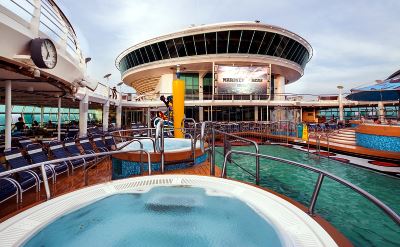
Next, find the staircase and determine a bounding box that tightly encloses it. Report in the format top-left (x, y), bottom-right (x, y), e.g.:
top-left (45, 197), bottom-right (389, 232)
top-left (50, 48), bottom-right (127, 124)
top-left (327, 129), bottom-right (356, 146)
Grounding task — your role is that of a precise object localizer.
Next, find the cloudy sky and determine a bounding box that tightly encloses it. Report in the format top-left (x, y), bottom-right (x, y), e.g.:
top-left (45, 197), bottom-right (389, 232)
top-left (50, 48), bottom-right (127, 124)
top-left (58, 0), bottom-right (400, 95)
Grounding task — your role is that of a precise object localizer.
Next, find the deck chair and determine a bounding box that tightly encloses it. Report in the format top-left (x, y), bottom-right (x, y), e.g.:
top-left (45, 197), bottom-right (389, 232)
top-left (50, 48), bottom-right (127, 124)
top-left (4, 148), bottom-right (40, 202)
top-left (18, 137), bottom-right (33, 149)
top-left (0, 164), bottom-right (19, 204)
top-left (104, 134), bottom-right (117, 151)
top-left (48, 141), bottom-right (86, 172)
top-left (92, 135), bottom-right (109, 152)
top-left (64, 139), bottom-right (95, 163)
top-left (26, 143), bottom-right (69, 183)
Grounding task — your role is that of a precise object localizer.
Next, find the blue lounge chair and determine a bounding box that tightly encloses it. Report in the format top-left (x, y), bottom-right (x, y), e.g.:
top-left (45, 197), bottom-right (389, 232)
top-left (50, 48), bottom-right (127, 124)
top-left (104, 134), bottom-right (117, 151)
top-left (0, 164), bottom-right (19, 204)
top-left (64, 139), bottom-right (95, 163)
top-left (18, 137), bottom-right (33, 149)
top-left (92, 135), bottom-right (109, 152)
top-left (26, 143), bottom-right (69, 183)
top-left (4, 148), bottom-right (40, 202)
top-left (49, 141), bottom-right (86, 172)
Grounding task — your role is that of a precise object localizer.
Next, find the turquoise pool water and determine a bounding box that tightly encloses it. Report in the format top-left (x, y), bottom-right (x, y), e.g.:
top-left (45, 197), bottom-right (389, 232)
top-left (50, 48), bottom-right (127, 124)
top-left (24, 187), bottom-right (282, 247)
top-left (216, 145), bottom-right (400, 247)
top-left (123, 138), bottom-right (199, 152)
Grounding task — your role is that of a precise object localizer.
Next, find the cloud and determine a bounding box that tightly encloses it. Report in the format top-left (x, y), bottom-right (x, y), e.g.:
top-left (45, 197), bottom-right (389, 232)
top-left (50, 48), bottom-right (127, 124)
top-left (57, 0), bottom-right (400, 95)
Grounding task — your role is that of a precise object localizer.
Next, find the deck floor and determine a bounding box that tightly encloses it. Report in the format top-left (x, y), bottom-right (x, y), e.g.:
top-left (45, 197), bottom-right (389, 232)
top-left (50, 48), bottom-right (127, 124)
top-left (0, 158), bottom-right (220, 222)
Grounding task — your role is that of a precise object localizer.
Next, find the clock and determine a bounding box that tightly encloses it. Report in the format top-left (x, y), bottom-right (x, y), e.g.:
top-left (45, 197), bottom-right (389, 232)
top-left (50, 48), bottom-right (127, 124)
top-left (30, 38), bottom-right (58, 69)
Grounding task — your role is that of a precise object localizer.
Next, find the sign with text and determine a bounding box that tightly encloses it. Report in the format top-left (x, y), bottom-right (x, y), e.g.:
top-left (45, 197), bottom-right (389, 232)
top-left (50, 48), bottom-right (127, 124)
top-left (216, 66), bottom-right (269, 94)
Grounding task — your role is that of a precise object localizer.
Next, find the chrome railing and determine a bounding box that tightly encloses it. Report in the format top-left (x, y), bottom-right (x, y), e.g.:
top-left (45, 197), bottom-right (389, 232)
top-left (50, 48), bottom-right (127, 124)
top-left (220, 149), bottom-right (400, 225)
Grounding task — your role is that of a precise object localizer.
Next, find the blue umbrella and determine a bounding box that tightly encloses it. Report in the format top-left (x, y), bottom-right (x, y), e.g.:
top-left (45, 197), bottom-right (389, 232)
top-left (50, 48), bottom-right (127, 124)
top-left (346, 75), bottom-right (400, 102)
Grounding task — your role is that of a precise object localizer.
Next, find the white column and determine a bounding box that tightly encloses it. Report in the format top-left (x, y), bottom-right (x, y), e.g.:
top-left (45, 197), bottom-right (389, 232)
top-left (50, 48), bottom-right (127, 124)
top-left (274, 75), bottom-right (286, 101)
top-left (102, 100), bottom-right (109, 132)
top-left (116, 104), bottom-right (122, 129)
top-left (378, 101), bottom-right (385, 123)
top-left (337, 86), bottom-right (344, 121)
top-left (254, 106), bottom-right (259, 122)
top-left (5, 80), bottom-right (12, 150)
top-left (79, 94), bottom-right (88, 137)
top-left (57, 97), bottom-right (61, 141)
top-left (199, 107), bottom-right (204, 122)
top-left (266, 105), bottom-right (269, 122)
top-left (40, 106), bottom-right (44, 126)
top-left (300, 107), bottom-right (303, 122)
top-left (198, 73), bottom-right (204, 101)
top-left (30, 0), bottom-right (41, 36)
top-left (146, 108), bottom-right (151, 128)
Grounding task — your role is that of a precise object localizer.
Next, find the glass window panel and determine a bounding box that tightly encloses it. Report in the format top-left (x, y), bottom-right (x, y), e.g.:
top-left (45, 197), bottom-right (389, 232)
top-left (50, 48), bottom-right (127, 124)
top-left (228, 30), bottom-right (241, 53)
top-left (71, 108), bottom-right (79, 113)
top-left (217, 31), bottom-right (229, 54)
top-left (194, 34), bottom-right (206, 55)
top-left (183, 36), bottom-right (196, 56)
top-left (145, 46), bottom-right (155, 62)
top-left (266, 34), bottom-right (283, 56)
top-left (238, 30), bottom-right (254, 53)
top-left (33, 107), bottom-right (41, 113)
top-left (248, 31), bottom-right (265, 54)
top-left (275, 36), bottom-right (290, 57)
top-left (258, 32), bottom-right (275, 55)
top-left (287, 42), bottom-right (301, 61)
top-left (12, 105), bottom-right (24, 112)
top-left (130, 52), bottom-right (138, 67)
top-left (281, 39), bottom-right (295, 59)
top-left (135, 50), bottom-right (144, 65)
top-left (293, 46), bottom-right (306, 64)
top-left (151, 44), bottom-right (161, 60)
top-left (158, 41), bottom-right (169, 59)
top-left (139, 47), bottom-right (149, 63)
top-left (205, 32), bottom-right (216, 54)
top-left (174, 37), bottom-right (187, 57)
top-left (165, 39), bottom-right (178, 58)
top-left (23, 106), bottom-right (34, 113)
top-left (0, 105), bottom-right (5, 112)
top-left (126, 53), bottom-right (134, 68)
top-left (23, 114), bottom-right (33, 124)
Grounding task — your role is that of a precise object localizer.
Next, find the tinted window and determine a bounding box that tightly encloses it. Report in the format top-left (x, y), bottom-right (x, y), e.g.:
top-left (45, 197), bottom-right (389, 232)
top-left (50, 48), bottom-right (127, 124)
top-left (205, 32), bottom-right (216, 54)
top-left (151, 44), bottom-right (161, 60)
top-left (258, 32), bottom-right (275, 54)
top-left (266, 34), bottom-right (282, 56)
top-left (139, 47), bottom-right (149, 63)
top-left (135, 50), bottom-right (143, 65)
top-left (228, 30), bottom-right (241, 53)
top-left (127, 53), bottom-right (136, 67)
top-left (291, 45), bottom-right (304, 63)
top-left (217, 31), bottom-right (229, 54)
top-left (158, 41), bottom-right (169, 59)
top-left (145, 46), bottom-right (155, 62)
top-left (165, 39), bottom-right (177, 58)
top-left (294, 47), bottom-right (306, 64)
top-left (132, 51), bottom-right (140, 65)
top-left (174, 37), bottom-right (187, 57)
top-left (275, 36), bottom-right (289, 57)
top-left (194, 34), bottom-right (206, 55)
top-left (287, 42), bottom-right (300, 60)
top-left (238, 30), bottom-right (254, 53)
top-left (183, 35), bottom-right (196, 56)
top-left (248, 31), bottom-right (264, 54)
top-left (281, 39), bottom-right (295, 59)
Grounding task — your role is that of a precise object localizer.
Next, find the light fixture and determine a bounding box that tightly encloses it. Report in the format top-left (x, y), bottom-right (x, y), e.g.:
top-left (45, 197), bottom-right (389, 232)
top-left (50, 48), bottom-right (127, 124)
top-left (33, 69), bottom-right (40, 78)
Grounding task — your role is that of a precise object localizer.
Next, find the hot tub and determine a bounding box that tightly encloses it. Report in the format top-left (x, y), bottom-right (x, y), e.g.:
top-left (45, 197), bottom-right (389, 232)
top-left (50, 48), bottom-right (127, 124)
top-left (0, 175), bottom-right (338, 247)
top-left (112, 138), bottom-right (207, 179)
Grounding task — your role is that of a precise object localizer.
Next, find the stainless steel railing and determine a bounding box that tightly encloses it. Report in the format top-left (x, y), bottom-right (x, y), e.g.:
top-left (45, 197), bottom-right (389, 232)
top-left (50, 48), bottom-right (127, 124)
top-left (220, 149), bottom-right (400, 225)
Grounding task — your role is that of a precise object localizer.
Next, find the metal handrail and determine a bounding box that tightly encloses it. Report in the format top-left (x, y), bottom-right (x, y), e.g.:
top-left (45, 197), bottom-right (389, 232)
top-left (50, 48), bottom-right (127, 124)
top-left (213, 129), bottom-right (260, 185)
top-left (221, 150), bottom-right (400, 225)
top-left (0, 148), bottom-right (152, 201)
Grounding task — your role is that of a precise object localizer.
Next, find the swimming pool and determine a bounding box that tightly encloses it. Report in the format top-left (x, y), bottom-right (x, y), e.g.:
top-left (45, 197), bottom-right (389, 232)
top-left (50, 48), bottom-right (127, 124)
top-left (215, 145), bottom-right (400, 247)
top-left (0, 175), bottom-right (337, 247)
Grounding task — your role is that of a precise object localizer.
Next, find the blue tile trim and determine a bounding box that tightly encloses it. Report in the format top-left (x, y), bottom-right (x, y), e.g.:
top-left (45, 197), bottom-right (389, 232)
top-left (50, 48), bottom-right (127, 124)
top-left (356, 133), bottom-right (400, 153)
top-left (112, 153), bottom-right (208, 179)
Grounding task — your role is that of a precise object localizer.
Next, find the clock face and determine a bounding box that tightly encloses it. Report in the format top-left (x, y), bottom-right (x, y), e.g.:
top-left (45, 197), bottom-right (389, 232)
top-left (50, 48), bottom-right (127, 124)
top-left (40, 39), bottom-right (57, 69)
top-left (31, 38), bottom-right (58, 69)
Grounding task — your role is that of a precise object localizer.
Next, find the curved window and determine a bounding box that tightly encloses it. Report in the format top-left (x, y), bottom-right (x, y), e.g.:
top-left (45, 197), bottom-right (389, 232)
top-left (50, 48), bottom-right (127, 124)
top-left (119, 29), bottom-right (310, 73)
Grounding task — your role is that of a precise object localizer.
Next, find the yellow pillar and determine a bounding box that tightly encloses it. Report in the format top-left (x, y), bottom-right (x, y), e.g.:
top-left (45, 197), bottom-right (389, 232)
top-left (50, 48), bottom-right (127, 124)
top-left (173, 79), bottom-right (185, 138)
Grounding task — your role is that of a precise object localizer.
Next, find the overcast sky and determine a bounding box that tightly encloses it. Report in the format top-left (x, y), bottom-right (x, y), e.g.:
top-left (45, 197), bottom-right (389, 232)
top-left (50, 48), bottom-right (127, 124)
top-left (58, 0), bottom-right (400, 95)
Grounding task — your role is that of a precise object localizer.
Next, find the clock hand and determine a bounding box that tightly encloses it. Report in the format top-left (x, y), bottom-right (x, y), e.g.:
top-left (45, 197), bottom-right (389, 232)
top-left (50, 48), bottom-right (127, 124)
top-left (44, 43), bottom-right (50, 59)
